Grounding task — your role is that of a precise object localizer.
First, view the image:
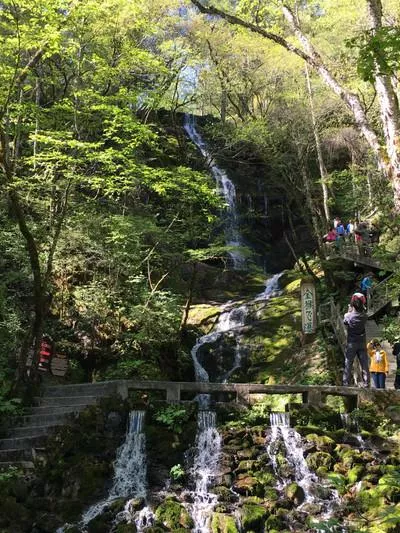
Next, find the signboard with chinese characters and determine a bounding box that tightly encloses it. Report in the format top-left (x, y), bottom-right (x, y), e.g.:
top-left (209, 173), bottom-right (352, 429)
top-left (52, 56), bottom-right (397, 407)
top-left (301, 281), bottom-right (316, 334)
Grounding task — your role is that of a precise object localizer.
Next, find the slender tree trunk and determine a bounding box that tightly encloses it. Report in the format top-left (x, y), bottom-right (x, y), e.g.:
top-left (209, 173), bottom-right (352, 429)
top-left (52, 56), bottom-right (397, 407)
top-left (181, 263), bottom-right (197, 330)
top-left (366, 0), bottom-right (400, 209)
top-left (191, 1), bottom-right (400, 209)
top-left (295, 143), bottom-right (324, 244)
top-left (305, 65), bottom-right (330, 223)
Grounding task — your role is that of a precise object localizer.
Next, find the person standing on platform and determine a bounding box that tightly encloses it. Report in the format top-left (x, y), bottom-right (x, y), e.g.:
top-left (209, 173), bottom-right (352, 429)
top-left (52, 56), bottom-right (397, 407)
top-left (367, 339), bottom-right (389, 389)
top-left (343, 293), bottom-right (370, 387)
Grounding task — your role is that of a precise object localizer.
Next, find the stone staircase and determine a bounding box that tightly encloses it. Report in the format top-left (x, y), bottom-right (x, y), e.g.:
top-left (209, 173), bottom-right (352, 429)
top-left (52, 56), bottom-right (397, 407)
top-left (0, 382), bottom-right (117, 470)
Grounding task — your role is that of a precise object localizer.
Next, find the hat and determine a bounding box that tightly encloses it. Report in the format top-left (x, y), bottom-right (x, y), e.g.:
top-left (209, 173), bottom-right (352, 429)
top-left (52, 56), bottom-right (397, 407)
top-left (351, 292), bottom-right (366, 305)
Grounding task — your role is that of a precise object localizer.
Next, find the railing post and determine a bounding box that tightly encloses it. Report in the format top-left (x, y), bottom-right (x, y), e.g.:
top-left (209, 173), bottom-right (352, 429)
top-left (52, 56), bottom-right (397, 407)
top-left (236, 384), bottom-right (250, 405)
top-left (166, 383), bottom-right (181, 403)
top-left (116, 381), bottom-right (129, 400)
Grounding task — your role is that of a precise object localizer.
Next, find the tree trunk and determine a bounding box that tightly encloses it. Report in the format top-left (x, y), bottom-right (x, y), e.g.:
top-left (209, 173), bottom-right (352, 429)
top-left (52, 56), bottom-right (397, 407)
top-left (294, 142), bottom-right (324, 245)
top-left (305, 64), bottom-right (330, 223)
top-left (366, 0), bottom-right (400, 209)
top-left (190, 1), bottom-right (400, 209)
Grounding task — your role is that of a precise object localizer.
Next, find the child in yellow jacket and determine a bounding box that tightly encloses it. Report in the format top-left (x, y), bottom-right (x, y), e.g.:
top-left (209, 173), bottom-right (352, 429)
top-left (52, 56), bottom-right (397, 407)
top-left (367, 339), bottom-right (389, 389)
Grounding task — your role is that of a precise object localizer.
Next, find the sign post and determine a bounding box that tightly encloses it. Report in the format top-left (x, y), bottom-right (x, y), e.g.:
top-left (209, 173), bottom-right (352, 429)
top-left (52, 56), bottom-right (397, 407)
top-left (301, 280), bottom-right (317, 334)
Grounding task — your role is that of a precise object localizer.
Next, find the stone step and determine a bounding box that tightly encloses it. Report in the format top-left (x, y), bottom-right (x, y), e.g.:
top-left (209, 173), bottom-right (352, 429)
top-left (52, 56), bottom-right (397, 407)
top-left (11, 412), bottom-right (74, 427)
top-left (0, 448), bottom-right (34, 461)
top-left (0, 434), bottom-right (47, 451)
top-left (43, 381), bottom-right (117, 397)
top-left (0, 461), bottom-right (35, 470)
top-left (7, 425), bottom-right (61, 438)
top-left (25, 404), bottom-right (88, 416)
top-left (34, 395), bottom-right (98, 407)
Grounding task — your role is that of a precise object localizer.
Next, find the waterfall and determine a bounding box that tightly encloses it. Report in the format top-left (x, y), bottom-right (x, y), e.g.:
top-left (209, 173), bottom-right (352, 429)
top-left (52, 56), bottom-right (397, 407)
top-left (184, 114), bottom-right (245, 270)
top-left (255, 272), bottom-right (283, 301)
top-left (190, 411), bottom-right (222, 533)
top-left (79, 410), bottom-right (148, 528)
top-left (191, 304), bottom-right (249, 384)
top-left (267, 412), bottom-right (341, 523)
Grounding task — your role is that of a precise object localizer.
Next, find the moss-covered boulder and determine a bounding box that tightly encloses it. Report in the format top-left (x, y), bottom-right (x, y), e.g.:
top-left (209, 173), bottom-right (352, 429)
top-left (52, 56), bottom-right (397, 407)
top-left (285, 483), bottom-right (305, 505)
top-left (304, 434), bottom-right (336, 452)
top-left (233, 476), bottom-right (259, 496)
top-left (347, 465), bottom-right (365, 484)
top-left (240, 503), bottom-right (267, 532)
top-left (211, 512), bottom-right (239, 533)
top-left (305, 451), bottom-right (333, 471)
top-left (155, 499), bottom-right (194, 529)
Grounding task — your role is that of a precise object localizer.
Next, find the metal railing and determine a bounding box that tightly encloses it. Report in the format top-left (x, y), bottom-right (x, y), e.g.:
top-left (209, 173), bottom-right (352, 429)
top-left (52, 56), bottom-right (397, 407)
top-left (367, 273), bottom-right (395, 316)
top-left (322, 242), bottom-right (384, 269)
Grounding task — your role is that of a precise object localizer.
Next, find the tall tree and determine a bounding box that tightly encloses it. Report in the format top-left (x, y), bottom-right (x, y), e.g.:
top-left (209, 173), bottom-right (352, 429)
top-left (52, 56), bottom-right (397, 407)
top-left (190, 0), bottom-right (400, 211)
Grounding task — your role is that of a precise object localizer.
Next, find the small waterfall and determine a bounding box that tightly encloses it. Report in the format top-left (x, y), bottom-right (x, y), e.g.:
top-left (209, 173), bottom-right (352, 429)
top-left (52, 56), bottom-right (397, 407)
top-left (191, 304), bottom-right (249, 384)
top-left (255, 272), bottom-right (283, 301)
top-left (267, 412), bottom-right (341, 518)
top-left (184, 114), bottom-right (245, 270)
top-left (190, 411), bottom-right (222, 533)
top-left (80, 410), bottom-right (148, 527)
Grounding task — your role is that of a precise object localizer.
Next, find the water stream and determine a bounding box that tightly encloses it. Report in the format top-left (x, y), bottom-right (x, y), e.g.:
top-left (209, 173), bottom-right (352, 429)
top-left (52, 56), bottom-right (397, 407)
top-left (267, 412), bottom-right (342, 528)
top-left (58, 410), bottom-right (148, 532)
top-left (184, 114), bottom-right (245, 270)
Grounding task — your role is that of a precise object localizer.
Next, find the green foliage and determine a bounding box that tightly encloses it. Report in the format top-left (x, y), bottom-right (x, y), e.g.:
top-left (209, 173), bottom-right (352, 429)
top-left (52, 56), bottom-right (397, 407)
top-left (351, 403), bottom-right (395, 436)
top-left (348, 27), bottom-right (400, 82)
top-left (169, 463), bottom-right (185, 481)
top-left (154, 405), bottom-right (191, 433)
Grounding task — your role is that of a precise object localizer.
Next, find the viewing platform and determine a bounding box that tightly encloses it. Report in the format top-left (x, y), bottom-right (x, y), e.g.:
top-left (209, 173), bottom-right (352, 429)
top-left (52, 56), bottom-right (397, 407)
top-left (322, 242), bottom-right (390, 271)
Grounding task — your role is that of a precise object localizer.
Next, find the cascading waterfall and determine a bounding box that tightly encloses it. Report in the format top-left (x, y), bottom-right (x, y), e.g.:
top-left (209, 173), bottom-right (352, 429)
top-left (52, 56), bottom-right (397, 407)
top-left (188, 274), bottom-right (283, 530)
top-left (190, 411), bottom-right (222, 533)
top-left (267, 412), bottom-right (341, 524)
top-left (80, 410), bottom-right (148, 529)
top-left (184, 114), bottom-right (245, 270)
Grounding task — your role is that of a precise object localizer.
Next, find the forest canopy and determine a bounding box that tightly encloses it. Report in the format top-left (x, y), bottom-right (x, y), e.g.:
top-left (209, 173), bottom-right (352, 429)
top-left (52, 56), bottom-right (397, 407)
top-left (0, 0), bottom-right (400, 389)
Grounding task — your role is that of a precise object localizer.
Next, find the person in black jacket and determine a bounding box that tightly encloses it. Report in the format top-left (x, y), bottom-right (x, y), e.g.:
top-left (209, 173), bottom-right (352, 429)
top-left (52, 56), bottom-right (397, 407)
top-left (392, 339), bottom-right (400, 390)
top-left (343, 293), bottom-right (370, 387)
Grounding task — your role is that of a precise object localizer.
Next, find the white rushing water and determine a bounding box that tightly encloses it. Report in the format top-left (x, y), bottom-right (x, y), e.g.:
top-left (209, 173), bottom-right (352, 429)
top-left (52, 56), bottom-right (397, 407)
top-left (190, 411), bottom-right (222, 533)
top-left (267, 412), bottom-right (342, 527)
top-left (188, 274), bottom-right (283, 531)
top-left (79, 410), bottom-right (148, 528)
top-left (184, 114), bottom-right (245, 270)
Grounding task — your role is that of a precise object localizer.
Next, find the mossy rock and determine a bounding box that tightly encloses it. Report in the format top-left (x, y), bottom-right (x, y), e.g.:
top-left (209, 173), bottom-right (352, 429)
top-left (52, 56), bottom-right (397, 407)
top-left (236, 460), bottom-right (257, 473)
top-left (284, 483), bottom-right (305, 505)
top-left (304, 434), bottom-right (335, 452)
top-left (211, 512), bottom-right (239, 533)
top-left (305, 451), bottom-right (333, 471)
top-left (348, 465), bottom-right (365, 484)
top-left (155, 500), bottom-right (194, 529)
top-left (115, 525), bottom-right (137, 533)
top-left (253, 472), bottom-right (276, 488)
top-left (263, 487), bottom-right (279, 502)
top-left (214, 485), bottom-right (237, 503)
top-left (237, 448), bottom-right (258, 460)
top-left (233, 476), bottom-right (259, 496)
top-left (264, 514), bottom-right (284, 532)
top-left (240, 503), bottom-right (267, 532)
top-left (341, 449), bottom-right (362, 468)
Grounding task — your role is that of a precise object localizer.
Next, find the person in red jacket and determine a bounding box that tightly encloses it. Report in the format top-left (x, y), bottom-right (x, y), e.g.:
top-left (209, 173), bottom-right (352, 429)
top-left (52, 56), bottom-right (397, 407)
top-left (38, 335), bottom-right (53, 372)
